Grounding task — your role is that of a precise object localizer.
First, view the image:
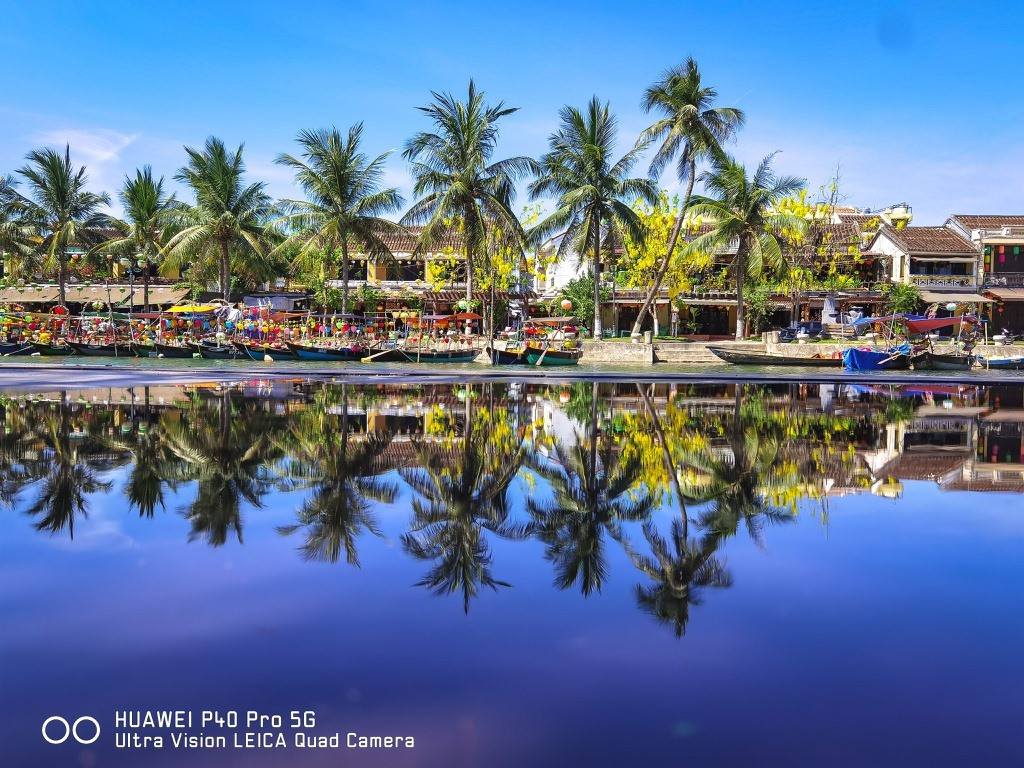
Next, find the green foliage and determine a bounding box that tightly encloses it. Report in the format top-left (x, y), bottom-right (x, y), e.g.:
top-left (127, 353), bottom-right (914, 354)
top-left (879, 282), bottom-right (921, 314)
top-left (744, 282), bottom-right (775, 334)
top-left (558, 275), bottom-right (608, 329)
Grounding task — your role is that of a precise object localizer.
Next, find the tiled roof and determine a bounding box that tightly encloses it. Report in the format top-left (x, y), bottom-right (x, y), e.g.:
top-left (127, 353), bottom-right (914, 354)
top-left (877, 226), bottom-right (978, 255)
top-left (948, 215), bottom-right (1024, 232)
top-left (377, 226), bottom-right (463, 253)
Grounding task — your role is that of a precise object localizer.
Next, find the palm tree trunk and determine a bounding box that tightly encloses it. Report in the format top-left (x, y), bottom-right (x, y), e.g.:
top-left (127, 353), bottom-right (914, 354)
top-left (630, 160), bottom-right (696, 336)
top-left (592, 225), bottom-right (603, 340)
top-left (341, 241), bottom-right (350, 316)
top-left (219, 240), bottom-right (231, 300)
top-left (58, 254), bottom-right (67, 307)
top-left (734, 244), bottom-right (746, 341)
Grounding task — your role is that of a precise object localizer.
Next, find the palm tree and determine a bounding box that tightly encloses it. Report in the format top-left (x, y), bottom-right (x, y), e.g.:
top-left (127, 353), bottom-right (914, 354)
top-left (630, 59), bottom-right (745, 336)
top-left (165, 137), bottom-right (273, 300)
top-left (529, 97), bottom-right (658, 340)
top-left (275, 125), bottom-right (406, 314)
top-left (527, 383), bottom-right (655, 594)
top-left (16, 146), bottom-right (111, 307)
top-left (0, 175), bottom-right (37, 275)
top-left (403, 80), bottom-right (534, 304)
top-left (276, 385), bottom-right (396, 565)
top-left (688, 154), bottom-right (805, 340)
top-left (631, 519), bottom-right (733, 638)
top-left (103, 167), bottom-right (176, 311)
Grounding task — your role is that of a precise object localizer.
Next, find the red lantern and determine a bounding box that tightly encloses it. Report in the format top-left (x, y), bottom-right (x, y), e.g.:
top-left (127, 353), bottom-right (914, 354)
top-left (999, 245), bottom-right (1006, 254)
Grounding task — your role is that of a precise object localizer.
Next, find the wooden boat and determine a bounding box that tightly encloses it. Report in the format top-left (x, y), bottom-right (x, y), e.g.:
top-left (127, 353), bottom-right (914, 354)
top-left (233, 340), bottom-right (297, 361)
top-left (153, 342), bottom-right (198, 359)
top-left (361, 344), bottom-right (412, 363)
top-left (487, 345), bottom-right (527, 365)
top-left (285, 341), bottom-right (367, 361)
top-left (66, 340), bottom-right (133, 357)
top-left (911, 351), bottom-right (975, 370)
top-left (709, 346), bottom-right (843, 367)
top-left (976, 354), bottom-right (1024, 370)
top-left (400, 346), bottom-right (481, 363)
top-left (131, 342), bottom-right (158, 358)
top-left (842, 346), bottom-right (911, 371)
top-left (0, 342), bottom-right (36, 356)
top-left (30, 341), bottom-right (74, 356)
top-left (524, 343), bottom-right (583, 366)
top-left (189, 340), bottom-right (242, 359)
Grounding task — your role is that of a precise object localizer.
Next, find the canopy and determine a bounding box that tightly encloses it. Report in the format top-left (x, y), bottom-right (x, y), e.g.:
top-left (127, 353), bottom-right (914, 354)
top-left (165, 304), bottom-right (219, 314)
top-left (528, 316), bottom-right (580, 325)
top-left (919, 291), bottom-right (993, 304)
top-left (851, 313), bottom-right (927, 326)
top-left (903, 315), bottom-right (979, 335)
top-left (451, 312), bottom-right (482, 320)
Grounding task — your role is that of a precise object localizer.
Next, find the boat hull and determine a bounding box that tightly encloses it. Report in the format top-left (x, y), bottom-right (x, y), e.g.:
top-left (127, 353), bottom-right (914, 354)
top-left (190, 342), bottom-right (242, 359)
top-left (487, 345), bottom-right (526, 365)
top-left (233, 341), bottom-right (296, 361)
top-left (362, 346), bottom-right (409, 362)
top-left (30, 342), bottom-right (74, 356)
top-left (524, 346), bottom-right (582, 366)
top-left (153, 342), bottom-right (198, 359)
top-left (912, 352), bottom-right (975, 370)
top-left (709, 346), bottom-right (842, 367)
top-left (401, 347), bottom-right (481, 363)
top-left (843, 348), bottom-right (911, 371)
top-left (66, 341), bottom-right (133, 357)
top-left (285, 342), bottom-right (367, 361)
top-left (977, 355), bottom-right (1024, 370)
top-left (0, 342), bottom-right (36, 356)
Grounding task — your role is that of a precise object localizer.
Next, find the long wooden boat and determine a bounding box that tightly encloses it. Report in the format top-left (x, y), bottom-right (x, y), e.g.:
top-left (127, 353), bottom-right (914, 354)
top-left (153, 342), bottom-right (199, 359)
top-left (0, 342), bottom-right (36, 356)
top-left (66, 340), bottom-right (133, 357)
top-left (842, 347), bottom-right (911, 371)
top-left (233, 340), bottom-right (297, 361)
top-left (911, 351), bottom-right (975, 370)
top-left (400, 346), bottom-right (481, 363)
top-left (709, 346), bottom-right (842, 367)
top-left (131, 342), bottom-right (158, 358)
top-left (976, 354), bottom-right (1024, 370)
top-left (361, 344), bottom-right (414, 362)
top-left (189, 341), bottom-right (242, 360)
top-left (487, 345), bottom-right (527, 365)
top-left (285, 341), bottom-right (367, 361)
top-left (524, 344), bottom-right (582, 366)
top-left (30, 341), bottom-right (74, 356)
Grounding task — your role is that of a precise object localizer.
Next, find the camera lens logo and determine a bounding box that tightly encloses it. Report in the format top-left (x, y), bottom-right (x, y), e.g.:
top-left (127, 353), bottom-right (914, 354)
top-left (42, 716), bottom-right (100, 745)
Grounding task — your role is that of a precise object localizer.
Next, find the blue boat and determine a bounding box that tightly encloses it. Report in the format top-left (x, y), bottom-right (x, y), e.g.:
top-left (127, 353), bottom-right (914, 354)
top-left (842, 344), bottom-right (911, 371)
top-left (976, 354), bottom-right (1024, 370)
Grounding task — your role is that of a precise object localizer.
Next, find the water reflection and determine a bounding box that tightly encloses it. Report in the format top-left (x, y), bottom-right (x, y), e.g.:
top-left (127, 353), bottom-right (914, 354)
top-left (2, 379), bottom-right (1023, 634)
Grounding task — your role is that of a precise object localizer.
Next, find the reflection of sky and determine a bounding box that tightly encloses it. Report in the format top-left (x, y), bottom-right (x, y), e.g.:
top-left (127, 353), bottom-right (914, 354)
top-left (2, 465), bottom-right (1024, 767)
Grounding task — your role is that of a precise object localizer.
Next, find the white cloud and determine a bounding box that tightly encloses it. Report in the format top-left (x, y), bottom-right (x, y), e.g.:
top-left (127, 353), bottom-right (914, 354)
top-left (29, 128), bottom-right (138, 205)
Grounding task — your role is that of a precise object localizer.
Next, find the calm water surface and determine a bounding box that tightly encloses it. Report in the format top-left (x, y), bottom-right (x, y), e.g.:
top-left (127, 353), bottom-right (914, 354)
top-left (1, 379), bottom-right (1022, 767)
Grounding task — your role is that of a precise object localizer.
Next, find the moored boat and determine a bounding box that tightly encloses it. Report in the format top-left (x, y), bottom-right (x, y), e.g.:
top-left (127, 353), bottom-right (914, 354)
top-left (30, 341), bottom-right (74, 356)
top-left (911, 351), bottom-right (975, 370)
top-left (66, 340), bottom-right (133, 357)
top-left (400, 346), bottom-right (481, 363)
top-left (0, 342), bottom-right (36, 356)
top-left (842, 346), bottom-right (911, 371)
top-left (189, 341), bottom-right (242, 359)
top-left (709, 346), bottom-right (843, 367)
top-left (976, 354), bottom-right (1024, 370)
top-left (285, 341), bottom-right (367, 361)
top-left (487, 345), bottom-right (526, 365)
top-left (233, 340), bottom-right (297, 361)
top-left (360, 344), bottom-right (409, 363)
top-left (524, 343), bottom-right (582, 366)
top-left (153, 342), bottom-right (198, 359)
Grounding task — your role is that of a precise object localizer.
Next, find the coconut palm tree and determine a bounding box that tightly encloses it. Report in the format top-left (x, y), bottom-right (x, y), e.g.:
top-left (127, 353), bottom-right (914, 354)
top-left (403, 80), bottom-right (534, 304)
top-left (687, 153), bottom-right (805, 340)
top-left (102, 167), bottom-right (176, 311)
top-left (16, 146), bottom-right (111, 306)
top-left (629, 59), bottom-right (745, 336)
top-left (276, 385), bottom-right (396, 565)
top-left (0, 175), bottom-right (37, 275)
top-left (275, 124), bottom-right (406, 314)
top-left (165, 137), bottom-right (273, 300)
top-left (529, 97), bottom-right (658, 340)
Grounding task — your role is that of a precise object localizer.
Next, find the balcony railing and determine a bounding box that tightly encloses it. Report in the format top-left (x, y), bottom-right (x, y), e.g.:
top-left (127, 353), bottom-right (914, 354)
top-left (907, 275), bottom-right (976, 288)
top-left (983, 273), bottom-right (1024, 287)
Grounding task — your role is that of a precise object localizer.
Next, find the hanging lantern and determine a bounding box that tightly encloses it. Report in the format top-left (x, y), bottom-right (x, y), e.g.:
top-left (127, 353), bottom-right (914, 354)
top-left (999, 245), bottom-right (1006, 255)
top-left (985, 245), bottom-right (992, 256)
top-left (946, 302), bottom-right (958, 313)
top-left (457, 299), bottom-right (469, 311)
top-left (560, 299), bottom-right (573, 311)
top-left (1015, 246), bottom-right (1021, 256)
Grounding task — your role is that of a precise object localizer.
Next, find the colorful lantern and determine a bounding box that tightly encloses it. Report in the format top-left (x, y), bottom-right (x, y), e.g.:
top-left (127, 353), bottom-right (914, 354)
top-left (560, 299), bottom-right (573, 311)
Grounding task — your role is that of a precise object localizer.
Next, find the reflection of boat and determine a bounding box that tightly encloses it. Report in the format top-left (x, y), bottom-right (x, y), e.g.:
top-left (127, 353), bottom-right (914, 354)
top-left (66, 340), bottom-right (133, 357)
top-left (911, 351), bottom-right (975, 370)
top-left (233, 341), bottom-right (297, 361)
top-left (285, 341), bottom-right (367, 361)
top-left (977, 355), bottom-right (1024, 370)
top-left (842, 346), bottom-right (911, 371)
top-left (709, 346), bottom-right (842, 367)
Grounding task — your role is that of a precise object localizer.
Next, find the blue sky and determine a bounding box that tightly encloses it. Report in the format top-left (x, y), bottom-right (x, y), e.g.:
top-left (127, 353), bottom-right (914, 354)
top-left (1, 0), bottom-right (1022, 223)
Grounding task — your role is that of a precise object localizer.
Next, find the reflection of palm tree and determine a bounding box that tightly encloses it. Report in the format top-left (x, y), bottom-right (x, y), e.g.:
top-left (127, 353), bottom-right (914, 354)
top-left (23, 406), bottom-right (120, 539)
top-left (528, 384), bottom-right (655, 595)
top-left (400, 401), bottom-right (527, 612)
top-left (277, 386), bottom-right (395, 565)
top-left (631, 519), bottom-right (732, 638)
top-left (163, 393), bottom-right (280, 546)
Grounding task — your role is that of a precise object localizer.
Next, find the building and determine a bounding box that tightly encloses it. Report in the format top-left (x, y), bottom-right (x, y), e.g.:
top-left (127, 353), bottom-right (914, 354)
top-left (947, 215), bottom-right (1024, 330)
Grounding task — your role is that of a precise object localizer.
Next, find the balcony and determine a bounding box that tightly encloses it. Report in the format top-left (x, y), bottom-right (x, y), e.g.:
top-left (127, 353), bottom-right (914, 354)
top-left (983, 273), bottom-right (1024, 287)
top-left (907, 275), bottom-right (976, 288)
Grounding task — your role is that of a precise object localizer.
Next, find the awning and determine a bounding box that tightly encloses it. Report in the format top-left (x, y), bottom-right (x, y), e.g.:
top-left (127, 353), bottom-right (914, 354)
top-left (984, 287), bottom-right (1024, 300)
top-left (919, 291), bottom-right (993, 303)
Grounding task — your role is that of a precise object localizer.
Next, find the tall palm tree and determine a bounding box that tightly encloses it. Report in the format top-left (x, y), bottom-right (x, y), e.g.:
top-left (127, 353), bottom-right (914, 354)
top-left (103, 167), bottom-right (176, 311)
top-left (276, 385), bottom-right (396, 565)
top-left (529, 97), bottom-right (658, 339)
top-left (165, 137), bottom-right (273, 300)
top-left (403, 80), bottom-right (534, 304)
top-left (688, 153), bottom-right (805, 340)
top-left (630, 59), bottom-right (745, 336)
top-left (0, 175), bottom-right (37, 275)
top-left (275, 124), bottom-right (406, 314)
top-left (16, 146), bottom-right (111, 306)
